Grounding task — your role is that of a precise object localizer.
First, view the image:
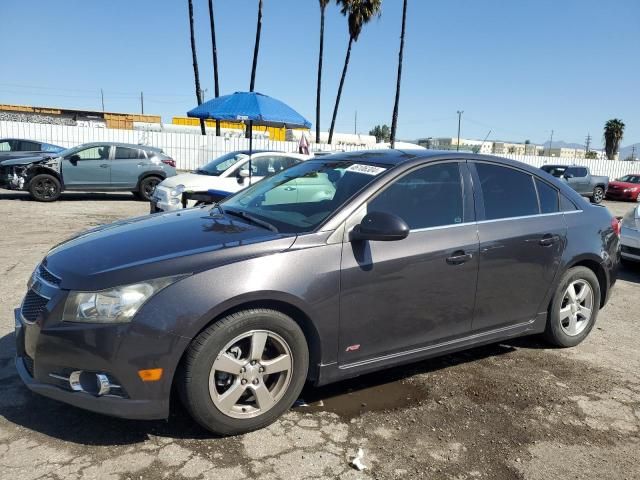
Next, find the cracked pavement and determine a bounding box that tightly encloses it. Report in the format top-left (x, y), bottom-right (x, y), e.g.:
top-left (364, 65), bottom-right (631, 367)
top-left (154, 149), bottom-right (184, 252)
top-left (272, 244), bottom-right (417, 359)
top-left (0, 191), bottom-right (639, 479)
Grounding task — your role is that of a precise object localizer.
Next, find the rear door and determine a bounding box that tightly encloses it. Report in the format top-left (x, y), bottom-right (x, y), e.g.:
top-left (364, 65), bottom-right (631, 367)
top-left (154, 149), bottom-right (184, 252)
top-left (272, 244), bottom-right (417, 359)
top-left (565, 167), bottom-right (589, 194)
top-left (470, 162), bottom-right (566, 332)
top-left (61, 145), bottom-right (111, 188)
top-left (111, 146), bottom-right (146, 189)
top-left (338, 161), bottom-right (479, 365)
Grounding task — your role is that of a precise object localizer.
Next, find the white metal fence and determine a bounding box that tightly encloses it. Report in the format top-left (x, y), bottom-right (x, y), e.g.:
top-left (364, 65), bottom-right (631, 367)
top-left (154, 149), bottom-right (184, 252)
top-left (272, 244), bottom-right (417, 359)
top-left (2, 120), bottom-right (638, 180)
top-left (0, 121), bottom-right (357, 171)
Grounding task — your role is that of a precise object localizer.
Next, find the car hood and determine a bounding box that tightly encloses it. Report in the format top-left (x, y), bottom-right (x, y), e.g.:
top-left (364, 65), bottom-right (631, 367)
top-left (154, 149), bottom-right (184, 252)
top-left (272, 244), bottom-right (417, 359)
top-left (159, 172), bottom-right (229, 190)
top-left (609, 181), bottom-right (640, 189)
top-left (44, 207), bottom-right (295, 291)
top-left (0, 154), bottom-right (57, 166)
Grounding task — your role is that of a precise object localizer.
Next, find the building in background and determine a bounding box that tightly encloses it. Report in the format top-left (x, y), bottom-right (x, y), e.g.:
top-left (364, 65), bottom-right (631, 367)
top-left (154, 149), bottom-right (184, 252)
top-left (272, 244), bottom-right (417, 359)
top-left (417, 137), bottom-right (493, 154)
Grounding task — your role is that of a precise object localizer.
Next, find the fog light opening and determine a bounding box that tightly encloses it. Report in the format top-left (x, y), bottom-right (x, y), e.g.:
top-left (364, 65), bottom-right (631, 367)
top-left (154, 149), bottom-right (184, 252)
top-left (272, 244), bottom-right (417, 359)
top-left (68, 370), bottom-right (112, 396)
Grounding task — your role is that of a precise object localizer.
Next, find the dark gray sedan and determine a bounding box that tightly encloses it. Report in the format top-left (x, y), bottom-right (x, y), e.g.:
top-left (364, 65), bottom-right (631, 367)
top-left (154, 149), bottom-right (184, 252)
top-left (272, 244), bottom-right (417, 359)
top-left (15, 150), bottom-right (619, 435)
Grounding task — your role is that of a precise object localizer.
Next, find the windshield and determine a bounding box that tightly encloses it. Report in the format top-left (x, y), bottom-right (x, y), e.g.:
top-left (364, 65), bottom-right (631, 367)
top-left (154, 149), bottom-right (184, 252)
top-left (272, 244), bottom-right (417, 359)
top-left (195, 151), bottom-right (249, 176)
top-left (617, 175), bottom-right (640, 183)
top-left (220, 160), bottom-right (390, 233)
top-left (54, 145), bottom-right (85, 158)
top-left (541, 165), bottom-right (567, 177)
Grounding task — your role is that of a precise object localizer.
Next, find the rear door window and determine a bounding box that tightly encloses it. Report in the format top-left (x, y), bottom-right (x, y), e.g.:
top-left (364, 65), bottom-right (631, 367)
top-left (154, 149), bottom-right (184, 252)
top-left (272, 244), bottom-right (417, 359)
top-left (18, 140), bottom-right (40, 151)
top-left (535, 178), bottom-right (559, 214)
top-left (115, 147), bottom-right (144, 160)
top-left (475, 163), bottom-right (538, 220)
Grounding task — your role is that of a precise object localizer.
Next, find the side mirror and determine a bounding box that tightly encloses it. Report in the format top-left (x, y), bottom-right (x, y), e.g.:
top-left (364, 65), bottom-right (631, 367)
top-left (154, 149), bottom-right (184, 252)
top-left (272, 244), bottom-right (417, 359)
top-left (563, 172), bottom-right (574, 179)
top-left (350, 211), bottom-right (410, 242)
top-left (68, 154), bottom-right (80, 165)
top-left (237, 168), bottom-right (250, 184)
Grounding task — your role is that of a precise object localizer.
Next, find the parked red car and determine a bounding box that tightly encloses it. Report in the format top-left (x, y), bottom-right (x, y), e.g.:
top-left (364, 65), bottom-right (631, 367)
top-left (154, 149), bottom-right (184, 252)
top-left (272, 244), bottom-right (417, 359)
top-left (606, 174), bottom-right (640, 201)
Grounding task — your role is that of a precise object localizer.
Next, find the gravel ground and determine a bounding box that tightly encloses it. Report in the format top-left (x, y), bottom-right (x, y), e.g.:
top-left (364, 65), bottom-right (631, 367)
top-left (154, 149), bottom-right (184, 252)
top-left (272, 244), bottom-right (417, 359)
top-left (0, 191), bottom-right (639, 480)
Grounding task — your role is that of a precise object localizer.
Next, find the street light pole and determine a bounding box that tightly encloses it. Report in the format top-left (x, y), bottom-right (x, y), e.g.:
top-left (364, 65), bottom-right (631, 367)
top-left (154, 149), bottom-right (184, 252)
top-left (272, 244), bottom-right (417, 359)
top-left (456, 110), bottom-right (463, 151)
top-left (548, 129), bottom-right (554, 156)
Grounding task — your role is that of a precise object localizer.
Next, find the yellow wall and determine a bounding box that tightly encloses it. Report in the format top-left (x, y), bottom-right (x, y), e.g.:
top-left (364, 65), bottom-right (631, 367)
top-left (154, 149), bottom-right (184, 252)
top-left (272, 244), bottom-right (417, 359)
top-left (172, 116), bottom-right (308, 142)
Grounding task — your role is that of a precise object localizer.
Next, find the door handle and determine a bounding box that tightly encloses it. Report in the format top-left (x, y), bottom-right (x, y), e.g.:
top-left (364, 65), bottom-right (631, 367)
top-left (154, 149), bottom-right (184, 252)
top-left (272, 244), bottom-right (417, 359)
top-left (446, 250), bottom-right (473, 265)
top-left (137, 162), bottom-right (146, 167)
top-left (100, 164), bottom-right (110, 168)
top-left (539, 234), bottom-right (559, 247)
top-left (283, 186), bottom-right (296, 191)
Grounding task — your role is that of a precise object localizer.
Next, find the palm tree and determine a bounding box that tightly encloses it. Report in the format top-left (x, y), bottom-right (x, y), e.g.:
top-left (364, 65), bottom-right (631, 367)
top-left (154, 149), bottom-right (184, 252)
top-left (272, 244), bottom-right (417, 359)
top-left (389, 0), bottom-right (407, 148)
top-left (208, 0), bottom-right (221, 136)
top-left (604, 119), bottom-right (625, 160)
top-left (328, 0), bottom-right (382, 144)
top-left (315, 0), bottom-right (330, 144)
top-left (249, 0), bottom-right (263, 92)
top-left (187, 0), bottom-right (206, 135)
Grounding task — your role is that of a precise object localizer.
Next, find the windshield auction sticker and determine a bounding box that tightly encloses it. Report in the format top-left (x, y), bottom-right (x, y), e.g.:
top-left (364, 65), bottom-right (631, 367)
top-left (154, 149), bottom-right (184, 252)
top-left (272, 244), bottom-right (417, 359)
top-left (345, 164), bottom-right (387, 176)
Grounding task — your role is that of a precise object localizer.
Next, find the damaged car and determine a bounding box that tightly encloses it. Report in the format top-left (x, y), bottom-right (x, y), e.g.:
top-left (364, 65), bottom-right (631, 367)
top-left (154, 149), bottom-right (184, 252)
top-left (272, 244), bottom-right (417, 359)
top-left (0, 142), bottom-right (177, 202)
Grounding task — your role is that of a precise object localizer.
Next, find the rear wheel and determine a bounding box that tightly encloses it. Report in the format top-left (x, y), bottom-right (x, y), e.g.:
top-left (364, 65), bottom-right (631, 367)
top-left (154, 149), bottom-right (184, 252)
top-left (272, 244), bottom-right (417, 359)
top-left (179, 309), bottom-right (308, 436)
top-left (591, 186), bottom-right (604, 204)
top-left (137, 176), bottom-right (161, 201)
top-left (28, 174), bottom-right (61, 202)
top-left (545, 266), bottom-right (600, 347)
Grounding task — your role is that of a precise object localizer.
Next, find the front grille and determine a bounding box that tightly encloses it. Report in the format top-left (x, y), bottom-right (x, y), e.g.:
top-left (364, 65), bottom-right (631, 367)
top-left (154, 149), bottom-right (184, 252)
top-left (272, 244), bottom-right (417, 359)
top-left (23, 355), bottom-right (34, 377)
top-left (38, 264), bottom-right (61, 285)
top-left (21, 289), bottom-right (49, 323)
top-left (621, 245), bottom-right (640, 256)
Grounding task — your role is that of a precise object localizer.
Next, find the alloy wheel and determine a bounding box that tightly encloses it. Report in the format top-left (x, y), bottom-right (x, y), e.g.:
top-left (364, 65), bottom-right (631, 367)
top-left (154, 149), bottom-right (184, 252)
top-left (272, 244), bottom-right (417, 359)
top-left (209, 330), bottom-right (293, 419)
top-left (34, 178), bottom-right (58, 200)
top-left (593, 188), bottom-right (604, 203)
top-left (559, 279), bottom-right (593, 336)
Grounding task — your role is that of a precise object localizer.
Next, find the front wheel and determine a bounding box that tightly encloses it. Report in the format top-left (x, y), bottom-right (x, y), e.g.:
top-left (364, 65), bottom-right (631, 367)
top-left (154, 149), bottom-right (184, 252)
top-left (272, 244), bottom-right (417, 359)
top-left (28, 174), bottom-right (61, 202)
top-left (591, 186), bottom-right (604, 204)
top-left (545, 266), bottom-right (600, 347)
top-left (178, 309), bottom-right (309, 436)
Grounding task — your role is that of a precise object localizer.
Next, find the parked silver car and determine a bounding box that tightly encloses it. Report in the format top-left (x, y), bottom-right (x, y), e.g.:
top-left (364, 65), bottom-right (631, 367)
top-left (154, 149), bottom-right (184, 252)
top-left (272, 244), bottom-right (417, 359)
top-left (620, 205), bottom-right (640, 263)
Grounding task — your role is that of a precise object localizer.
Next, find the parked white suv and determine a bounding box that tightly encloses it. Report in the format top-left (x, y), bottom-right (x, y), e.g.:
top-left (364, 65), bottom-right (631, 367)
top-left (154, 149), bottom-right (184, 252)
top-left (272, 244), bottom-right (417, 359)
top-left (151, 151), bottom-right (310, 212)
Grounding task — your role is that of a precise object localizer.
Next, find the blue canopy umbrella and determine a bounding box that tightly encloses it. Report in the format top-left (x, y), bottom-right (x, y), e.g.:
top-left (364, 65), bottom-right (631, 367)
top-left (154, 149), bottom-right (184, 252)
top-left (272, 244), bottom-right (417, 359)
top-left (187, 91), bottom-right (311, 183)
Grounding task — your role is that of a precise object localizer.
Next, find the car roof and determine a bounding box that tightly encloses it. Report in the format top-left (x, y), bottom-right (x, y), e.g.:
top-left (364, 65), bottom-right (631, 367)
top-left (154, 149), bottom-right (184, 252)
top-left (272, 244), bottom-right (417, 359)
top-left (0, 138), bottom-right (43, 143)
top-left (78, 142), bottom-right (163, 152)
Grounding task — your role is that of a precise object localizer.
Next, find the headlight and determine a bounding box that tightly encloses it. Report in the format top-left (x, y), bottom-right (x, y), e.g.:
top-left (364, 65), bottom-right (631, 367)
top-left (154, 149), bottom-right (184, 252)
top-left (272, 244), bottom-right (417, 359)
top-left (62, 276), bottom-right (185, 323)
top-left (170, 184), bottom-right (186, 197)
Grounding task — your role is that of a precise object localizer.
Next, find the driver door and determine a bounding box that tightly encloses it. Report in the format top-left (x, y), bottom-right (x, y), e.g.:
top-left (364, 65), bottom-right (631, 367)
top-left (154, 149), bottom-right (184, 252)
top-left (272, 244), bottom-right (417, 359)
top-left (62, 145), bottom-right (112, 188)
top-left (338, 161), bottom-right (479, 365)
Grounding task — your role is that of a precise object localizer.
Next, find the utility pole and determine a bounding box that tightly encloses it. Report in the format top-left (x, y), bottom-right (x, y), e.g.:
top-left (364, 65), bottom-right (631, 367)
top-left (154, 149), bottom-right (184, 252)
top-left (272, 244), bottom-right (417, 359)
top-left (585, 133), bottom-right (592, 153)
top-left (547, 129), bottom-right (554, 156)
top-left (632, 145), bottom-right (636, 161)
top-left (354, 110), bottom-right (357, 135)
top-left (100, 89), bottom-right (105, 112)
top-left (140, 92), bottom-right (144, 115)
top-left (456, 110), bottom-right (464, 151)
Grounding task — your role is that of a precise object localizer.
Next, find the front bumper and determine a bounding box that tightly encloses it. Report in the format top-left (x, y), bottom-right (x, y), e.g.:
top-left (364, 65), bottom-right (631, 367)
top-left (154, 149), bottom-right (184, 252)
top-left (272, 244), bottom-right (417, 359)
top-left (14, 286), bottom-right (189, 420)
top-left (606, 190), bottom-right (638, 201)
top-left (621, 228), bottom-right (640, 261)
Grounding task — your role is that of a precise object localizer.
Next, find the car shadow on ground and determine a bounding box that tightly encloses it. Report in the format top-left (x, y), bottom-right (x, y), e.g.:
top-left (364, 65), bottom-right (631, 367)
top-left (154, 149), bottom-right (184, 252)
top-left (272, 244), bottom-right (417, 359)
top-left (0, 329), bottom-right (544, 446)
top-left (0, 191), bottom-right (139, 202)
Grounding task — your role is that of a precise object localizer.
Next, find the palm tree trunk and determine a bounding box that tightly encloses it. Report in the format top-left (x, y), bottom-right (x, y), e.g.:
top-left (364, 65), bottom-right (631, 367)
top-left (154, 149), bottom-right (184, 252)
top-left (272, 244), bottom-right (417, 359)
top-left (390, 0), bottom-right (408, 149)
top-left (315, 4), bottom-right (326, 144)
top-left (250, 0), bottom-right (263, 92)
top-left (188, 0), bottom-right (206, 136)
top-left (208, 0), bottom-right (221, 136)
top-left (328, 37), bottom-right (353, 145)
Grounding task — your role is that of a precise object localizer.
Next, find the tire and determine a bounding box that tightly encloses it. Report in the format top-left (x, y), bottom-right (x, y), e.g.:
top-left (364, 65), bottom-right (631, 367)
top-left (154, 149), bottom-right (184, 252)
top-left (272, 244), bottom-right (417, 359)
top-left (137, 176), bottom-right (161, 202)
top-left (28, 174), bottom-right (61, 202)
top-left (179, 309), bottom-right (309, 436)
top-left (545, 266), bottom-right (601, 347)
top-left (591, 186), bottom-right (604, 204)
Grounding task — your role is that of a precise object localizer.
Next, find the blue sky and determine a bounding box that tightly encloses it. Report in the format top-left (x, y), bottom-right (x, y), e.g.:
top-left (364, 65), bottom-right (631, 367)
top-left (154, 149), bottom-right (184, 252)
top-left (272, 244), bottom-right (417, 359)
top-left (1, 0), bottom-right (638, 146)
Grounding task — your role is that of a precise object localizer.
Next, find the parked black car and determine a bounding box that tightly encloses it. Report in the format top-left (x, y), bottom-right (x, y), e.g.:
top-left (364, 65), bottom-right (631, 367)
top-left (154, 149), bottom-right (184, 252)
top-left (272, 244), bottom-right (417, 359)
top-left (0, 138), bottom-right (64, 163)
top-left (15, 150), bottom-right (619, 435)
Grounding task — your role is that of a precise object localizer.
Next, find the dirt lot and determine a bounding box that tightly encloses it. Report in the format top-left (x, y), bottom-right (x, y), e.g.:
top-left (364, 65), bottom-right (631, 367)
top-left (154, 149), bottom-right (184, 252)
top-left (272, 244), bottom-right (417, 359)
top-left (1, 191), bottom-right (639, 480)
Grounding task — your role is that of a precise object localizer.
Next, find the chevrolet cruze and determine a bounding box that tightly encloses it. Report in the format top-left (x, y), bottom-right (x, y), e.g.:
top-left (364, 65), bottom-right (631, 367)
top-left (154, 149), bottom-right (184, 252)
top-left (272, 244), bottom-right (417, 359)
top-left (15, 150), bottom-right (619, 435)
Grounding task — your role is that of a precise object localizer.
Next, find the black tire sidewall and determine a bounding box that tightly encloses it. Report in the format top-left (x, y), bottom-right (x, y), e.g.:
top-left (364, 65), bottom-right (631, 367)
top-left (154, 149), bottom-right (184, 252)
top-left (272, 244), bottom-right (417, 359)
top-left (181, 309), bottom-right (309, 436)
top-left (29, 174), bottom-right (61, 202)
top-left (546, 266), bottom-right (600, 347)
